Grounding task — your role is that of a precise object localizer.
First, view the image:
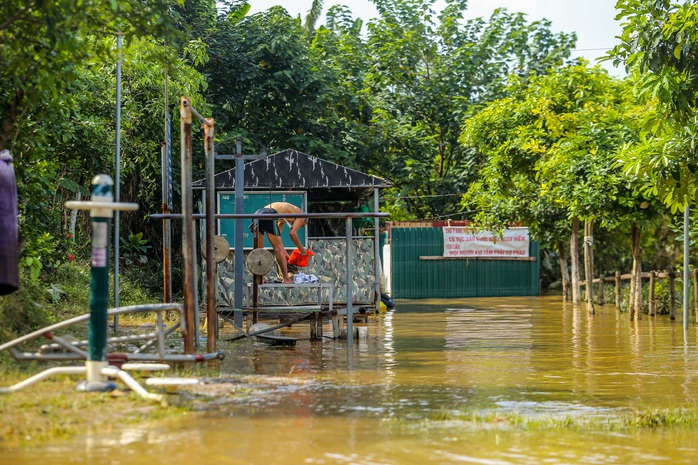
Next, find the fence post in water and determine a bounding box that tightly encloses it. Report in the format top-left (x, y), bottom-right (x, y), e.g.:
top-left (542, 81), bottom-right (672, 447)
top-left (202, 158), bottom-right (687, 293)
top-left (694, 269), bottom-right (698, 322)
top-left (615, 270), bottom-right (621, 308)
top-left (66, 175), bottom-right (138, 391)
top-left (669, 269), bottom-right (676, 321)
top-left (649, 271), bottom-right (656, 317)
top-left (598, 274), bottom-right (605, 306)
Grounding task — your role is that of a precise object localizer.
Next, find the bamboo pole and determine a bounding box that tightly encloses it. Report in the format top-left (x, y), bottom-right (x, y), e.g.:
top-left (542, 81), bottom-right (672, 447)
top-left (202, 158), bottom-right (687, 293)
top-left (615, 270), bottom-right (621, 308)
top-left (598, 273), bottom-right (605, 306)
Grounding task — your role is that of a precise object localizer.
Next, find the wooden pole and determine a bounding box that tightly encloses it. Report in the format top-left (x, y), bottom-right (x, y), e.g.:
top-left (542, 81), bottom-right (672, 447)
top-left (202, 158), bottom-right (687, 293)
top-left (180, 97), bottom-right (195, 354)
top-left (598, 273), bottom-right (605, 306)
top-left (648, 270), bottom-right (656, 316)
top-left (694, 268), bottom-right (698, 322)
top-left (669, 269), bottom-right (676, 321)
top-left (615, 270), bottom-right (621, 309)
top-left (584, 219), bottom-right (595, 314)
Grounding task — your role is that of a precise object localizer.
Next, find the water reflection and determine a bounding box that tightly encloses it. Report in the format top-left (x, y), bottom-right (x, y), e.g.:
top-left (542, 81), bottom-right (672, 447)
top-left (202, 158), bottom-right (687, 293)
top-left (5, 295), bottom-right (698, 464)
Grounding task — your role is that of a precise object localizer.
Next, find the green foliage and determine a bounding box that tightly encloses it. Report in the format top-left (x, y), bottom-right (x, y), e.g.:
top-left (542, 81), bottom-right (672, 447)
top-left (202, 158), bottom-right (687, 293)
top-left (0, 280), bottom-right (56, 344)
top-left (610, 1), bottom-right (698, 211)
top-left (361, 1), bottom-right (576, 219)
top-left (0, 0), bottom-right (186, 150)
top-left (21, 232), bottom-right (75, 282)
top-left (118, 261), bottom-right (168, 304)
top-left (120, 232), bottom-right (152, 267)
top-left (461, 63), bottom-right (651, 251)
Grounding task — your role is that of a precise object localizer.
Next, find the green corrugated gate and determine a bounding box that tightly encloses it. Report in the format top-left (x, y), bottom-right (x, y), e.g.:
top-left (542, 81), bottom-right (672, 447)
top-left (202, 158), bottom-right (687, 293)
top-left (391, 227), bottom-right (540, 299)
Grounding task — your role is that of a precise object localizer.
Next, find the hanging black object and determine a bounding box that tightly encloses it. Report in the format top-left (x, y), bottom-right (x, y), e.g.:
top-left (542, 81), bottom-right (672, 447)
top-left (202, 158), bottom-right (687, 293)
top-left (0, 150), bottom-right (19, 295)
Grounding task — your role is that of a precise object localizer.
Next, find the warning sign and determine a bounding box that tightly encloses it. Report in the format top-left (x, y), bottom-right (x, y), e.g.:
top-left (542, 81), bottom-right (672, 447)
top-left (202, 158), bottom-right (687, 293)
top-left (442, 227), bottom-right (530, 258)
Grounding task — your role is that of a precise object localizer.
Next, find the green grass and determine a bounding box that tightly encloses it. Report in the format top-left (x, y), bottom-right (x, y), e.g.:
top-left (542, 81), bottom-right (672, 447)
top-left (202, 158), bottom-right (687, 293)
top-left (384, 406), bottom-right (698, 433)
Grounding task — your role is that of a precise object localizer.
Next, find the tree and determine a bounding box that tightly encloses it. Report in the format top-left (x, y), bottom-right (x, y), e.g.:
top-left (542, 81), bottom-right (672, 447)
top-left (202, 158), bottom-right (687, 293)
top-left (610, 0), bottom-right (698, 212)
top-left (461, 63), bottom-right (653, 311)
top-left (361, 0), bottom-right (576, 220)
top-left (0, 1), bottom-right (209, 281)
top-left (0, 0), bottom-right (185, 150)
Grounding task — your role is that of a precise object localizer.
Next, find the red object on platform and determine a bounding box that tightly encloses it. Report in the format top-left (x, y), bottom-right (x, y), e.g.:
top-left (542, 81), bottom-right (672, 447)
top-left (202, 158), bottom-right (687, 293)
top-left (288, 249), bottom-right (313, 267)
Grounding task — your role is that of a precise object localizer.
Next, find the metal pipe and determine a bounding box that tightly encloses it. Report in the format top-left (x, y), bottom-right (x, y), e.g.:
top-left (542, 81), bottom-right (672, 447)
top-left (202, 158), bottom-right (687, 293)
top-left (114, 33), bottom-right (122, 333)
top-left (151, 212), bottom-right (390, 220)
top-left (162, 52), bottom-right (173, 305)
top-left (374, 187), bottom-right (381, 308)
top-left (161, 144), bottom-right (172, 304)
top-left (234, 137), bottom-right (244, 327)
top-left (0, 366), bottom-right (87, 394)
top-left (0, 303), bottom-right (182, 352)
top-left (180, 97), bottom-right (196, 354)
top-left (346, 217), bottom-right (354, 346)
top-left (190, 106), bottom-right (214, 126)
top-left (204, 119), bottom-right (218, 352)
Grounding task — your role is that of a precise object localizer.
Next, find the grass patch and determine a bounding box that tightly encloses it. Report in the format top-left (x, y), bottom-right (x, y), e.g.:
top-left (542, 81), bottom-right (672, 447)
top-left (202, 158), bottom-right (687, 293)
top-left (385, 406), bottom-right (698, 433)
top-left (0, 367), bottom-right (189, 448)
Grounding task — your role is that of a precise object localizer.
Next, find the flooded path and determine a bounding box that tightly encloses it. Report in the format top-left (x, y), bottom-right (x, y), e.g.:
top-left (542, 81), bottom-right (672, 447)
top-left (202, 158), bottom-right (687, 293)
top-left (4, 295), bottom-right (698, 464)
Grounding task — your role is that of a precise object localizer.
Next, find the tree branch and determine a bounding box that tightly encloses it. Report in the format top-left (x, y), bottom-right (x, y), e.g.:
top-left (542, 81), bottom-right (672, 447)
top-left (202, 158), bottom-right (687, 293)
top-left (0, 3), bottom-right (36, 33)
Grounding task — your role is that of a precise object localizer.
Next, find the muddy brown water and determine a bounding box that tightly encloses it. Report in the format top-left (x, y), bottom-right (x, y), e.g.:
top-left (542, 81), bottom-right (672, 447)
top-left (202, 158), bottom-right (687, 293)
top-left (4, 295), bottom-right (698, 464)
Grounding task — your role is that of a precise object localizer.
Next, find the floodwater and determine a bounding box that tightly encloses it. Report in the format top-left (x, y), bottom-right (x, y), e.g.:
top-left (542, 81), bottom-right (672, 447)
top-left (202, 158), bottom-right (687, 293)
top-left (4, 295), bottom-right (698, 464)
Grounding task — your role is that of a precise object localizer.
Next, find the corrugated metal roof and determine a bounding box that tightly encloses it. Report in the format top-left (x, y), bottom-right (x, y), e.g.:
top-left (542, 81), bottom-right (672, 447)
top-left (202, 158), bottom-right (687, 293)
top-left (194, 149), bottom-right (391, 197)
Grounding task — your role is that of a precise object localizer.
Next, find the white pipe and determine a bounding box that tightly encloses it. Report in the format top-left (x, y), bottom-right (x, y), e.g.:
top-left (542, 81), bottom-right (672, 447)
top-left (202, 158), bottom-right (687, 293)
top-left (0, 367), bottom-right (86, 393)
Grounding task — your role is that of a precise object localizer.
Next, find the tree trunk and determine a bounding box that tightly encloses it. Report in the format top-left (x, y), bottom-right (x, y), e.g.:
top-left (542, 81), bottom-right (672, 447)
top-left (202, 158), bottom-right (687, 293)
top-left (570, 217), bottom-right (581, 305)
top-left (629, 223), bottom-right (642, 320)
top-left (584, 219), bottom-right (595, 314)
top-left (557, 240), bottom-right (570, 302)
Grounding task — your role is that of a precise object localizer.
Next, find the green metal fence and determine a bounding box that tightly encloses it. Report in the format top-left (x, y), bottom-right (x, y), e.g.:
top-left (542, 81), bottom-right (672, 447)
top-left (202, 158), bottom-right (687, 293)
top-left (391, 227), bottom-right (540, 299)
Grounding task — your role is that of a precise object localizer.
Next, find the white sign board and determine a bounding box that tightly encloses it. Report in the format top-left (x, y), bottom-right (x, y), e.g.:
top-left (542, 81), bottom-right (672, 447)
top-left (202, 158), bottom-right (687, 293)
top-left (442, 227), bottom-right (530, 258)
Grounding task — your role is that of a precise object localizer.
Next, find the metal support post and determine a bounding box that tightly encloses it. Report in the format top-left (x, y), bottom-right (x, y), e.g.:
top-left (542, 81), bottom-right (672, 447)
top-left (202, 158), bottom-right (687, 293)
top-left (346, 217), bottom-right (354, 346)
top-left (234, 137), bottom-right (245, 327)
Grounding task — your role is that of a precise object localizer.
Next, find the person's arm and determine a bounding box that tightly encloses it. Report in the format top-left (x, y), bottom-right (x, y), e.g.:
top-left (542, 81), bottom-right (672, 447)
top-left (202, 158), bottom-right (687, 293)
top-left (288, 218), bottom-right (308, 255)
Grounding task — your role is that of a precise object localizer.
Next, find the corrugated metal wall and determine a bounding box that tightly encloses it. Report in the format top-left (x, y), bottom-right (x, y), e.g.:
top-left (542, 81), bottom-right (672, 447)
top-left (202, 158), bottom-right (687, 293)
top-left (391, 227), bottom-right (540, 298)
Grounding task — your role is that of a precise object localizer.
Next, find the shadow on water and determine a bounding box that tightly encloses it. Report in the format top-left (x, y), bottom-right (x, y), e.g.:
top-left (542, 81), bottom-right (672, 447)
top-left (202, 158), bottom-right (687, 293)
top-left (5, 295), bottom-right (698, 464)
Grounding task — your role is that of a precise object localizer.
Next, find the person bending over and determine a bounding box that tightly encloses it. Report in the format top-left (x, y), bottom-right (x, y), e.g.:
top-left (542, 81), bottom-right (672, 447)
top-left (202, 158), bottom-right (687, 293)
top-left (250, 201), bottom-right (310, 284)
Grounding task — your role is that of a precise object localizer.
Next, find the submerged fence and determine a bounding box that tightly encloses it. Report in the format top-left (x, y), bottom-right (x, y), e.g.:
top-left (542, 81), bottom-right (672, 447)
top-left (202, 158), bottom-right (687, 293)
top-left (580, 268), bottom-right (698, 318)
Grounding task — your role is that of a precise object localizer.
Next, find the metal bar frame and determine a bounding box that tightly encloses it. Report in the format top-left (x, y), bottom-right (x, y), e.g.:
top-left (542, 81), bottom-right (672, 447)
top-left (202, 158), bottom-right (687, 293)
top-left (0, 304), bottom-right (223, 363)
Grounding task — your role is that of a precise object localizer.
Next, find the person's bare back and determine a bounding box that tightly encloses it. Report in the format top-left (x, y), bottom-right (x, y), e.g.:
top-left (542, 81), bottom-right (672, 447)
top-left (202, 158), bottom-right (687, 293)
top-left (258, 202), bottom-right (310, 283)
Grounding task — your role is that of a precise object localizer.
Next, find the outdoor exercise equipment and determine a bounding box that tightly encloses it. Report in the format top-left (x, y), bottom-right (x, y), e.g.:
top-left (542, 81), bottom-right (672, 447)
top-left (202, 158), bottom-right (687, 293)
top-left (0, 174), bottom-right (220, 400)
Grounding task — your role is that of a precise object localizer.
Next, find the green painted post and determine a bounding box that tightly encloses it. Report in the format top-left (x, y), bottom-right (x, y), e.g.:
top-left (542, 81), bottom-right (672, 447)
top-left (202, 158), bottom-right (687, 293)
top-left (83, 175), bottom-right (116, 391)
top-left (67, 174), bottom-right (138, 392)
top-left (89, 176), bottom-right (112, 362)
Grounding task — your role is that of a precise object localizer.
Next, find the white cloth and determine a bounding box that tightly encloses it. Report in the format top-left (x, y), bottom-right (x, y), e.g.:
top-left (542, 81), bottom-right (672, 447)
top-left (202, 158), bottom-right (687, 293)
top-left (293, 273), bottom-right (318, 284)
